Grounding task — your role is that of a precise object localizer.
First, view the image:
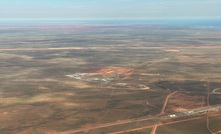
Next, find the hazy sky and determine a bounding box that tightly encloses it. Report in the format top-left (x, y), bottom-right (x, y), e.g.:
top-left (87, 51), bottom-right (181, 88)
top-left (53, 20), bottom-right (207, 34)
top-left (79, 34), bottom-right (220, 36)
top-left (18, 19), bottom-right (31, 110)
top-left (0, 0), bottom-right (221, 20)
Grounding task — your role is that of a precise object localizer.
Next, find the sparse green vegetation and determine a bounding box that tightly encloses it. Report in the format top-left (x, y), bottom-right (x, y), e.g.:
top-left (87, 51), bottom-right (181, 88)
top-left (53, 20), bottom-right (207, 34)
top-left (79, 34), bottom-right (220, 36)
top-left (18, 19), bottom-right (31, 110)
top-left (0, 22), bottom-right (221, 133)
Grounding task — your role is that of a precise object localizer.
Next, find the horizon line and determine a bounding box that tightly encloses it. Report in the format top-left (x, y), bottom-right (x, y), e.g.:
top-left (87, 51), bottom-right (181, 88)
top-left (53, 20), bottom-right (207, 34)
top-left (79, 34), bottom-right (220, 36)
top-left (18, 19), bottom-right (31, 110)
top-left (0, 18), bottom-right (221, 21)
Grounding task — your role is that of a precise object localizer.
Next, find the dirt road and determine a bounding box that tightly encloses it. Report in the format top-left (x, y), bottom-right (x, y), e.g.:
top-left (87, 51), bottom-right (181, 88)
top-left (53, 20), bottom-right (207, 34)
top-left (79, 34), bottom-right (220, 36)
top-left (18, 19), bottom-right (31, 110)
top-left (160, 91), bottom-right (178, 115)
top-left (110, 112), bottom-right (221, 134)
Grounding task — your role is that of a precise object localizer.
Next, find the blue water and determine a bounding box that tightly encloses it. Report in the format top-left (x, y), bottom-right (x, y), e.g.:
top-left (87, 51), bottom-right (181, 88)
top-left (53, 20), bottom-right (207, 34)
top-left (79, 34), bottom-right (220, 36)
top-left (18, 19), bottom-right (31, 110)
top-left (0, 19), bottom-right (221, 27)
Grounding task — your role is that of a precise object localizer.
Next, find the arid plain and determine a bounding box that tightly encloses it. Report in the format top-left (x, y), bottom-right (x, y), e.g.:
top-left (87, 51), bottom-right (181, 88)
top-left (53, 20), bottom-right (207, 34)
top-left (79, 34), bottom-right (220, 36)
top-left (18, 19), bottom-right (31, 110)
top-left (0, 22), bottom-right (221, 134)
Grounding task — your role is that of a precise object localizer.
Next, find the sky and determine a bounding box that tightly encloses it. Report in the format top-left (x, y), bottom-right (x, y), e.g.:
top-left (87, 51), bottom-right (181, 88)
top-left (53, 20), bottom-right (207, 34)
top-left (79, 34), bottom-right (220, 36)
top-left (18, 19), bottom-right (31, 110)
top-left (0, 0), bottom-right (221, 20)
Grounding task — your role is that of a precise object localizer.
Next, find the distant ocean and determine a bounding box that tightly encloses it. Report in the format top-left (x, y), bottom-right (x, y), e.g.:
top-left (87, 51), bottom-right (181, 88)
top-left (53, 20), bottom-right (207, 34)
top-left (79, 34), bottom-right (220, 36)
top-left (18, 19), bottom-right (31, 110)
top-left (80, 19), bottom-right (221, 27)
top-left (0, 19), bottom-right (221, 27)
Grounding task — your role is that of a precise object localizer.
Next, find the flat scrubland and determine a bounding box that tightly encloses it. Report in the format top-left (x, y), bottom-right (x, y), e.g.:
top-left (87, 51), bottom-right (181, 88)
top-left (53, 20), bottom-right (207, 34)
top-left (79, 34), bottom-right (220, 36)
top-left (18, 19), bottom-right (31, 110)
top-left (0, 22), bottom-right (221, 133)
top-left (156, 118), bottom-right (210, 134)
top-left (209, 114), bottom-right (221, 132)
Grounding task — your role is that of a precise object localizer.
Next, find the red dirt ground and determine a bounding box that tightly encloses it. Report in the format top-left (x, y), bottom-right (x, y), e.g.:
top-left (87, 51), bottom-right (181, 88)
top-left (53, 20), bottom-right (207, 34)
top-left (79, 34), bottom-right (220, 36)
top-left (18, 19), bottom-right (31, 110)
top-left (95, 67), bottom-right (134, 76)
top-left (166, 92), bottom-right (206, 113)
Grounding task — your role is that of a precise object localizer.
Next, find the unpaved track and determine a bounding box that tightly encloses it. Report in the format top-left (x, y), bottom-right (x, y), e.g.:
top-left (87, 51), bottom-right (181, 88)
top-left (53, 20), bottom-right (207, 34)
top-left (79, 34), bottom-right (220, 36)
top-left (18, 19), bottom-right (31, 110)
top-left (110, 113), bottom-right (221, 134)
top-left (214, 130), bottom-right (221, 134)
top-left (151, 125), bottom-right (158, 134)
top-left (58, 116), bottom-right (158, 134)
top-left (58, 91), bottom-right (178, 134)
top-left (160, 91), bottom-right (178, 115)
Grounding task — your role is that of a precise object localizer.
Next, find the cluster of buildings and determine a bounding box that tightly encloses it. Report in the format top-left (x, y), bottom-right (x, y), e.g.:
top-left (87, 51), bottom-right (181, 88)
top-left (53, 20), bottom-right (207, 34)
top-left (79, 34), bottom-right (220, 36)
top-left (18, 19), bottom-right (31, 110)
top-left (169, 105), bottom-right (221, 118)
top-left (66, 73), bottom-right (89, 80)
top-left (66, 73), bottom-right (113, 83)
